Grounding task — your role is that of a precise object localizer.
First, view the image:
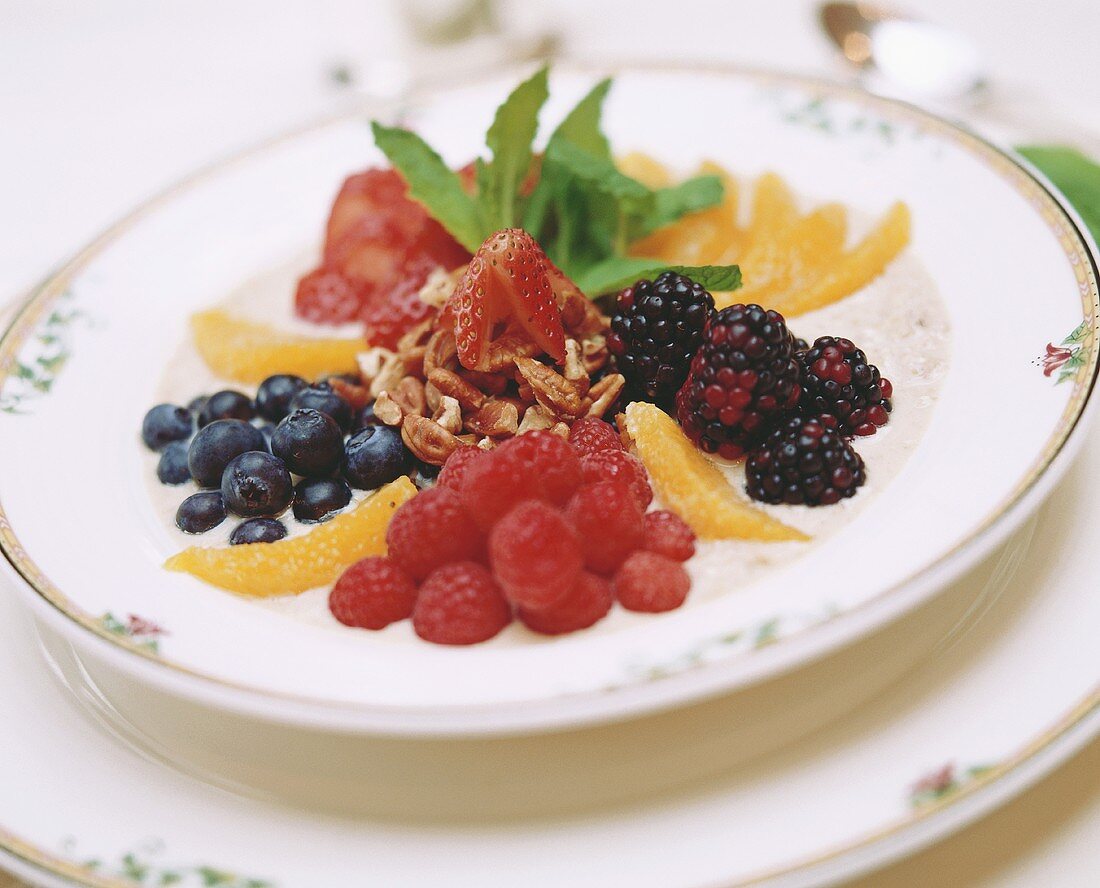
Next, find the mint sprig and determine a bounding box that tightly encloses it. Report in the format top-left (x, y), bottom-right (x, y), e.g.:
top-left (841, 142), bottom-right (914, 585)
top-left (370, 67), bottom-right (741, 298)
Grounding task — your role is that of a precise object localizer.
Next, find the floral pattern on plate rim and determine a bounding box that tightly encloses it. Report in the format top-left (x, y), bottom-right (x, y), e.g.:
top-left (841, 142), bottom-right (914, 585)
top-left (98, 613), bottom-right (167, 656)
top-left (908, 761), bottom-right (997, 809)
top-left (1039, 319), bottom-right (1094, 384)
top-left (62, 837), bottom-right (274, 887)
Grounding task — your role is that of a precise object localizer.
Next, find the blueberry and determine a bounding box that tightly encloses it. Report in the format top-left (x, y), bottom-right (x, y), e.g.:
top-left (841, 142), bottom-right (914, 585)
top-left (354, 403), bottom-right (382, 431)
top-left (271, 408), bottom-right (344, 477)
top-left (200, 390), bottom-right (255, 426)
top-left (257, 423), bottom-right (276, 450)
top-left (229, 517), bottom-right (288, 545)
top-left (293, 478), bottom-right (352, 523)
top-left (188, 419), bottom-right (266, 487)
top-left (255, 374), bottom-right (308, 423)
top-left (156, 440), bottom-right (192, 485)
top-left (141, 403), bottom-right (193, 451)
top-left (289, 385), bottom-right (352, 431)
top-left (176, 491), bottom-right (227, 534)
top-left (221, 451), bottom-right (293, 517)
top-left (412, 459), bottom-right (441, 490)
top-left (187, 394), bottom-right (209, 416)
top-left (343, 425), bottom-right (411, 490)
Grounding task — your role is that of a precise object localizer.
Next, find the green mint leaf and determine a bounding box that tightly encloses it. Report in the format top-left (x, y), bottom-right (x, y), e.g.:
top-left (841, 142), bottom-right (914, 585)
top-left (549, 78), bottom-right (613, 159)
top-left (1017, 145), bottom-right (1100, 246)
top-left (576, 259), bottom-right (742, 296)
top-left (370, 121), bottom-right (484, 251)
top-left (644, 174), bottom-right (725, 235)
top-left (481, 65), bottom-right (549, 229)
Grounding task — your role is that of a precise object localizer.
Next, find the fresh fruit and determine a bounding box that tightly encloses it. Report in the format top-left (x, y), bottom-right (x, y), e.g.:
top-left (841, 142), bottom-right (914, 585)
top-left (289, 385), bottom-right (353, 432)
top-left (773, 202), bottom-right (911, 318)
top-left (187, 395), bottom-right (209, 417)
top-left (255, 374), bottom-right (309, 423)
top-left (257, 424), bottom-right (275, 451)
top-left (190, 309), bottom-right (364, 385)
top-left (797, 336), bottom-right (893, 437)
top-left (643, 510), bottom-right (696, 562)
top-left (675, 303), bottom-right (801, 459)
top-left (157, 441), bottom-right (192, 485)
top-left (412, 562), bottom-right (512, 645)
top-left (458, 446), bottom-right (544, 532)
top-left (188, 419), bottom-right (267, 488)
top-left (623, 401), bottom-right (805, 541)
top-left (607, 271), bottom-right (715, 408)
top-left (385, 486), bottom-right (484, 582)
top-left (519, 572), bottom-right (614, 635)
top-left (271, 408), bottom-right (344, 478)
top-left (412, 460), bottom-right (441, 490)
top-left (496, 430), bottom-right (582, 506)
top-left (567, 417), bottom-right (624, 458)
top-left (436, 446), bottom-right (487, 493)
top-left (614, 551), bottom-right (690, 613)
top-left (165, 477), bottom-right (417, 596)
top-left (564, 481), bottom-right (644, 576)
top-left (343, 426), bottom-right (412, 490)
top-left (451, 229), bottom-right (568, 371)
top-left (329, 556), bottom-right (417, 630)
top-left (141, 404), bottom-right (193, 450)
top-left (293, 478), bottom-right (353, 523)
top-left (221, 451), bottom-right (294, 518)
top-left (230, 518), bottom-right (288, 545)
top-left (489, 500), bottom-right (582, 610)
top-left (745, 416), bottom-right (866, 506)
top-left (616, 152), bottom-right (673, 188)
top-left (175, 491), bottom-right (227, 534)
top-left (579, 450), bottom-right (653, 511)
top-left (354, 403), bottom-right (382, 431)
top-left (294, 267), bottom-right (364, 325)
top-left (200, 390), bottom-right (255, 426)
top-left (359, 273), bottom-right (436, 350)
top-left (744, 173), bottom-right (799, 250)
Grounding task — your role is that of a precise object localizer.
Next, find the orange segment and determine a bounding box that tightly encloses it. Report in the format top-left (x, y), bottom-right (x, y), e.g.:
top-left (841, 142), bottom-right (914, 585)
top-left (743, 173), bottom-right (800, 250)
top-left (774, 202), bottom-right (911, 317)
top-left (623, 402), bottom-right (806, 542)
top-left (616, 152), bottom-right (673, 188)
top-left (165, 478), bottom-right (417, 596)
top-left (191, 309), bottom-right (365, 385)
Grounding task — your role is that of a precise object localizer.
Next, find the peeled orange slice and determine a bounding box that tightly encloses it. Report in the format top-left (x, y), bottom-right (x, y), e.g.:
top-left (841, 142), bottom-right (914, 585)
top-left (191, 308), bottom-right (365, 385)
top-left (165, 478), bottom-right (417, 596)
top-left (617, 152), bottom-right (673, 188)
top-left (623, 402), bottom-right (806, 542)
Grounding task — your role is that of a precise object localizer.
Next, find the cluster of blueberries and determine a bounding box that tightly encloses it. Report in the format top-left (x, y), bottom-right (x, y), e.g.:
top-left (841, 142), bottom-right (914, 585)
top-left (141, 374), bottom-right (422, 544)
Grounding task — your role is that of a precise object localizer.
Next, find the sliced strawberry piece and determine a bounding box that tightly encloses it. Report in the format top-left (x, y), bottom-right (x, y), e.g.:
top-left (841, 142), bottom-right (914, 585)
top-left (451, 229), bottom-right (567, 371)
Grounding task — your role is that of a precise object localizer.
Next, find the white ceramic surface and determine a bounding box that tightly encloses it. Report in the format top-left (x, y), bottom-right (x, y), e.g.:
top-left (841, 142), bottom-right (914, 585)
top-left (0, 64), bottom-right (1096, 735)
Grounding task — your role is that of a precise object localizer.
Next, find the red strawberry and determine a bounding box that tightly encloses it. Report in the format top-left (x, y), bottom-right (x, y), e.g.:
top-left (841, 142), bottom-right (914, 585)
top-left (451, 229), bottom-right (569, 371)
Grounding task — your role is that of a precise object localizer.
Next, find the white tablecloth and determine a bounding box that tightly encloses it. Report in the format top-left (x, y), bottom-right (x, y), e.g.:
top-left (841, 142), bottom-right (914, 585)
top-left (2, 2), bottom-right (1098, 885)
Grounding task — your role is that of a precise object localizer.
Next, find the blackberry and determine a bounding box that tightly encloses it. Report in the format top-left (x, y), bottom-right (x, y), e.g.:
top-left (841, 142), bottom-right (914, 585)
top-left (607, 272), bottom-right (714, 408)
top-left (798, 337), bottom-right (893, 437)
top-left (746, 416), bottom-right (866, 506)
top-left (675, 304), bottom-right (801, 459)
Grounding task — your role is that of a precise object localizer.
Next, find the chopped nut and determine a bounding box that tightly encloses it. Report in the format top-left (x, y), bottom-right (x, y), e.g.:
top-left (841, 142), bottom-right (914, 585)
top-left (466, 400), bottom-right (520, 437)
top-left (373, 391), bottom-right (404, 426)
top-left (514, 357), bottom-right (584, 417)
top-left (483, 328), bottom-right (542, 372)
top-left (432, 395), bottom-right (463, 434)
top-left (424, 380), bottom-right (443, 414)
top-left (396, 317), bottom-right (435, 354)
top-left (517, 404), bottom-right (556, 434)
top-left (328, 377), bottom-right (372, 409)
top-left (427, 367), bottom-right (486, 411)
top-left (418, 265), bottom-right (463, 308)
top-left (550, 422), bottom-right (571, 438)
top-left (369, 351), bottom-right (406, 399)
top-left (581, 335), bottom-right (610, 375)
top-left (423, 329), bottom-right (458, 376)
top-left (563, 339), bottom-right (590, 397)
top-left (402, 345), bottom-right (427, 379)
top-left (358, 346), bottom-right (396, 387)
top-left (401, 414), bottom-right (461, 465)
top-left (586, 373), bottom-right (626, 418)
top-left (564, 294), bottom-right (610, 337)
top-left (392, 376), bottom-right (427, 417)
top-left (460, 369), bottom-right (509, 396)
top-left (454, 433), bottom-right (480, 447)
top-left (477, 436), bottom-right (496, 450)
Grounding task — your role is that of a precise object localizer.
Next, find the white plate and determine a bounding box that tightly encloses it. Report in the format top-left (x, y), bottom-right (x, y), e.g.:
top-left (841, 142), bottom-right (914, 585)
top-left (2, 425), bottom-right (1099, 888)
top-left (0, 63), bottom-right (1097, 735)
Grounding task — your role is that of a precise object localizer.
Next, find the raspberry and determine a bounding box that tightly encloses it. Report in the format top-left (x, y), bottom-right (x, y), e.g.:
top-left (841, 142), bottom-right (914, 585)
top-left (328, 556), bottom-right (417, 630)
top-left (359, 270), bottom-right (436, 350)
top-left (413, 562), bottom-right (512, 645)
top-left (643, 510), bottom-right (696, 562)
top-left (607, 272), bottom-right (715, 408)
top-left (489, 500), bottom-right (583, 609)
top-left (568, 417), bottom-right (624, 458)
top-left (565, 481), bottom-right (644, 575)
top-left (580, 450), bottom-right (653, 511)
top-left (798, 336), bottom-right (893, 437)
top-left (437, 446), bottom-right (488, 493)
top-left (675, 303), bottom-right (801, 460)
top-left (745, 416), bottom-right (866, 506)
top-left (497, 430), bottom-right (582, 506)
top-left (459, 447), bottom-right (544, 532)
top-left (614, 551), bottom-right (691, 613)
top-left (385, 487), bottom-right (484, 581)
top-left (519, 572), bottom-right (613, 635)
top-left (294, 267), bottom-right (364, 325)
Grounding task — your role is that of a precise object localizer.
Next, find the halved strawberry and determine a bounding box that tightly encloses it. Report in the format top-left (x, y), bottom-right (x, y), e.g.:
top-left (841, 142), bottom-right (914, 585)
top-left (451, 229), bottom-right (570, 371)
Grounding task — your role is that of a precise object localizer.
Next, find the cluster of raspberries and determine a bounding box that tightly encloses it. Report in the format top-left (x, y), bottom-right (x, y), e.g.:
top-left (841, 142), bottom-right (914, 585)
top-left (328, 420), bottom-right (697, 645)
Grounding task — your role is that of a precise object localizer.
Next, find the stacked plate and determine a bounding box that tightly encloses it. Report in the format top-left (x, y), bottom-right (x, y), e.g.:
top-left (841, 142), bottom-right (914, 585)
top-left (0, 64), bottom-right (1096, 888)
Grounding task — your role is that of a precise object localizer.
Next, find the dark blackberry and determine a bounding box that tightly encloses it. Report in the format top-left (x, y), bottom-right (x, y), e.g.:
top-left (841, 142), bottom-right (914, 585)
top-left (798, 336), bottom-right (893, 437)
top-left (746, 416), bottom-right (866, 506)
top-left (793, 335), bottom-right (810, 352)
top-left (607, 272), bottom-right (714, 408)
top-left (675, 304), bottom-right (801, 459)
